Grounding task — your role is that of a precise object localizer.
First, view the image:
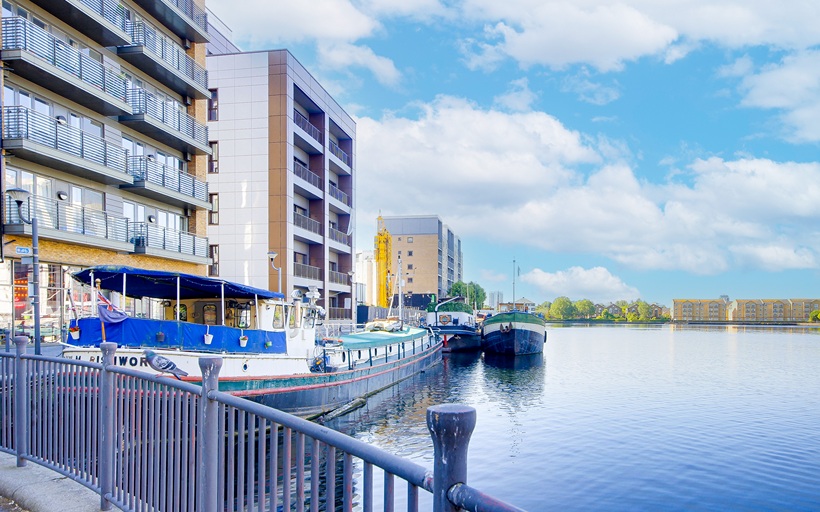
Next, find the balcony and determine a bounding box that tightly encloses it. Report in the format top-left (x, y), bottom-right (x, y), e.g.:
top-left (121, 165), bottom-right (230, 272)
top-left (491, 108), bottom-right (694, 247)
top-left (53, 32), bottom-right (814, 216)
top-left (129, 0), bottom-right (209, 43)
top-left (122, 156), bottom-right (210, 209)
top-left (294, 263), bottom-right (322, 281)
top-left (117, 20), bottom-right (209, 99)
top-left (328, 183), bottom-right (351, 209)
top-left (4, 194), bottom-right (133, 252)
top-left (292, 160), bottom-right (322, 198)
top-left (326, 307), bottom-right (352, 320)
top-left (328, 270), bottom-right (349, 285)
top-left (2, 106), bottom-right (132, 186)
top-left (27, 0), bottom-right (130, 47)
top-left (120, 89), bottom-right (210, 155)
top-left (292, 109), bottom-right (323, 154)
top-left (130, 222), bottom-right (209, 264)
top-left (329, 139), bottom-right (352, 171)
top-left (328, 227), bottom-right (351, 247)
top-left (2, 17), bottom-right (131, 116)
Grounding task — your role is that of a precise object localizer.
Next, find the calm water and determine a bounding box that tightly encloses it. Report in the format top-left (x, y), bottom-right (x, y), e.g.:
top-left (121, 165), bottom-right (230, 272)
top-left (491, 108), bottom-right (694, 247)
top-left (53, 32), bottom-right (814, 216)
top-left (326, 325), bottom-right (820, 511)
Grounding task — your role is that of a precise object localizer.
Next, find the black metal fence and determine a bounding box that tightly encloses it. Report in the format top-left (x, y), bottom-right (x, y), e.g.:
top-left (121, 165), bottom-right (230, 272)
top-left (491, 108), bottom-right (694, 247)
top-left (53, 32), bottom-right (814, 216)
top-left (0, 337), bottom-right (525, 511)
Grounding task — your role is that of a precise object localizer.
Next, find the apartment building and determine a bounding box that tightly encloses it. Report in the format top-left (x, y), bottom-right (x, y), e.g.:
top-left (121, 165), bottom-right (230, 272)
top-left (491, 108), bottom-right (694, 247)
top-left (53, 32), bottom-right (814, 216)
top-left (381, 215), bottom-right (463, 299)
top-left (205, 49), bottom-right (356, 321)
top-left (1, 0), bottom-right (211, 335)
top-left (673, 298), bottom-right (820, 322)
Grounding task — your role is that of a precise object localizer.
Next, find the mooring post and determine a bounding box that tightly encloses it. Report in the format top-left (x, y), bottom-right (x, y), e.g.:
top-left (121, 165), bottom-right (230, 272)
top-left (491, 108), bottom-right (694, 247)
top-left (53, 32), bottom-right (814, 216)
top-left (427, 404), bottom-right (477, 512)
top-left (199, 356), bottom-right (223, 512)
top-left (99, 342), bottom-right (117, 511)
top-left (13, 336), bottom-right (28, 467)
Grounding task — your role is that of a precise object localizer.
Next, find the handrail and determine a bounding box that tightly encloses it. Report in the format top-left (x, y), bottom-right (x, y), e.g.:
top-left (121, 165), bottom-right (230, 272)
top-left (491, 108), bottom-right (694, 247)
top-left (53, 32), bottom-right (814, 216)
top-left (130, 221), bottom-right (208, 257)
top-left (293, 109), bottom-right (323, 144)
top-left (1, 17), bottom-right (128, 103)
top-left (126, 18), bottom-right (207, 89)
top-left (0, 340), bottom-right (525, 511)
top-left (126, 88), bottom-right (208, 146)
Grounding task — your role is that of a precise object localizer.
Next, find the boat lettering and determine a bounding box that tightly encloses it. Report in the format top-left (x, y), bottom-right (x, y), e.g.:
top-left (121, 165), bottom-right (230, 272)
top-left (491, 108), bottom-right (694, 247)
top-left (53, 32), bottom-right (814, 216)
top-left (66, 354), bottom-right (149, 367)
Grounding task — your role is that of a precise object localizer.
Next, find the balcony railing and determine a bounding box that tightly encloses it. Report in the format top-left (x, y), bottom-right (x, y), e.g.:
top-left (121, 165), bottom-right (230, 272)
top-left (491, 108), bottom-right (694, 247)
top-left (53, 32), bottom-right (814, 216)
top-left (329, 140), bottom-right (351, 166)
top-left (329, 270), bottom-right (349, 285)
top-left (78, 0), bottom-right (128, 32)
top-left (292, 160), bottom-right (322, 189)
top-left (293, 109), bottom-right (323, 144)
top-left (128, 156), bottom-right (208, 202)
top-left (328, 183), bottom-right (351, 206)
top-left (134, 0), bottom-right (208, 40)
top-left (2, 106), bottom-right (128, 175)
top-left (5, 194), bottom-right (130, 244)
top-left (294, 262), bottom-right (322, 281)
top-left (126, 20), bottom-right (208, 91)
top-left (328, 227), bottom-right (350, 246)
top-left (327, 307), bottom-right (352, 320)
top-left (2, 17), bottom-right (128, 104)
top-left (293, 212), bottom-right (322, 235)
top-left (131, 222), bottom-right (208, 258)
top-left (126, 88), bottom-right (208, 148)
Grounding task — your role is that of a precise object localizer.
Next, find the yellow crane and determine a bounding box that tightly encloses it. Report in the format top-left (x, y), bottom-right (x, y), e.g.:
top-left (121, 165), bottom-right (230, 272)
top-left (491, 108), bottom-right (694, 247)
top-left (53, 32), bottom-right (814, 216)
top-left (374, 216), bottom-right (393, 308)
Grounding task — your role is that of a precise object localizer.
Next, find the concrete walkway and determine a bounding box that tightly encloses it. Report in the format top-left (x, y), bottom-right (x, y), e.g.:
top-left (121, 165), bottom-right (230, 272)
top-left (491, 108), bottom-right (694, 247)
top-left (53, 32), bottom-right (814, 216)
top-left (0, 452), bottom-right (103, 512)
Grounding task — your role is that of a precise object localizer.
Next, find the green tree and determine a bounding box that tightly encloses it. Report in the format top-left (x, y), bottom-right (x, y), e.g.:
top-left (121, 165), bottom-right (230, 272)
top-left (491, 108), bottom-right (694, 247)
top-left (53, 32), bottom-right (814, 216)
top-left (574, 299), bottom-right (595, 319)
top-left (810, 310), bottom-right (820, 322)
top-left (635, 300), bottom-right (653, 320)
top-left (447, 281), bottom-right (487, 310)
top-left (550, 296), bottom-right (575, 319)
top-left (535, 301), bottom-right (552, 318)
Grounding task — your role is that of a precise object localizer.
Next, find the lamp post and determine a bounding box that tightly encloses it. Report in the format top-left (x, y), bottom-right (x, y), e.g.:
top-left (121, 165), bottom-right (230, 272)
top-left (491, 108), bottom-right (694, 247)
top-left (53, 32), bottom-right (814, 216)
top-left (7, 188), bottom-right (40, 355)
top-left (267, 251), bottom-right (281, 294)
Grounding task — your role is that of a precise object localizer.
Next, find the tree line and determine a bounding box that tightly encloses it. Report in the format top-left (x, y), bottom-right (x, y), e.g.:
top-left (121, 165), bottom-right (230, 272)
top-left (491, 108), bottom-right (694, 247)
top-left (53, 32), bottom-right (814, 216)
top-left (535, 297), bottom-right (670, 321)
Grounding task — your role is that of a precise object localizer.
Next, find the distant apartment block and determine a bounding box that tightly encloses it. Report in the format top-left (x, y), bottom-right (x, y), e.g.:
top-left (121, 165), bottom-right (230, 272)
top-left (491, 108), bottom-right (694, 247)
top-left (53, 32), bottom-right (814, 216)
top-left (1, 0), bottom-right (212, 333)
top-left (673, 298), bottom-right (820, 322)
top-left (206, 49), bottom-right (356, 320)
top-left (381, 215), bottom-right (462, 299)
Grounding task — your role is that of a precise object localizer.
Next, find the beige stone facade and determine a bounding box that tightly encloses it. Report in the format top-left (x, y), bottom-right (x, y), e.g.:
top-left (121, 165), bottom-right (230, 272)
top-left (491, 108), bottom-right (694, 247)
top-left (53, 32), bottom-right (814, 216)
top-left (673, 298), bottom-right (820, 321)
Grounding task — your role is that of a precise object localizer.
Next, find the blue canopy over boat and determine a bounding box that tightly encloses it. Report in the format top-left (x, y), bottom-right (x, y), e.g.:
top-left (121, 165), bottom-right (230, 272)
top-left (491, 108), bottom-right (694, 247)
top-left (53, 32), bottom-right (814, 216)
top-left (72, 265), bottom-right (285, 301)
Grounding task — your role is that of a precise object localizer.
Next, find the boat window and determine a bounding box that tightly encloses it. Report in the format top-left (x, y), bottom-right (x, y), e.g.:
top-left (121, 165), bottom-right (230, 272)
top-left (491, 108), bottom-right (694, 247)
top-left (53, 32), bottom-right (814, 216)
top-left (288, 304), bottom-right (300, 329)
top-left (203, 304), bottom-right (217, 325)
top-left (237, 307), bottom-right (251, 329)
top-left (174, 304), bottom-right (187, 321)
top-left (272, 305), bottom-right (285, 329)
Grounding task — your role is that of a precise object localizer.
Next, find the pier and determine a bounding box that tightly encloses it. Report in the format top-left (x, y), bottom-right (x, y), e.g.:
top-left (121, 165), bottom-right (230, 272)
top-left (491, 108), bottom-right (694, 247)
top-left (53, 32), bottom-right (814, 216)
top-left (0, 337), bottom-right (525, 512)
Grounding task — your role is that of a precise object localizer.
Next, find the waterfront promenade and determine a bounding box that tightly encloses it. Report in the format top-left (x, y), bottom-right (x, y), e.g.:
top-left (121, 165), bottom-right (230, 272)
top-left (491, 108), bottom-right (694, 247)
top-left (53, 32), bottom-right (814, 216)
top-left (0, 451), bottom-right (100, 512)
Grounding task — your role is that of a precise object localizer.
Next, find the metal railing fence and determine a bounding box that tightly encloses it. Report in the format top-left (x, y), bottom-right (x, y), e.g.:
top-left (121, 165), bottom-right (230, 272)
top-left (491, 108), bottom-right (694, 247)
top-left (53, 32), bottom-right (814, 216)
top-left (329, 139), bottom-right (351, 166)
top-left (128, 156), bottom-right (208, 201)
top-left (293, 211), bottom-right (322, 235)
top-left (293, 109), bottom-right (323, 145)
top-left (329, 183), bottom-right (351, 206)
top-left (0, 338), bottom-right (525, 511)
top-left (127, 19), bottom-right (207, 90)
top-left (4, 193), bottom-right (131, 244)
top-left (126, 89), bottom-right (208, 147)
top-left (2, 106), bottom-right (129, 175)
top-left (130, 221), bottom-right (209, 258)
top-left (1, 17), bottom-right (128, 103)
top-left (293, 160), bottom-right (323, 189)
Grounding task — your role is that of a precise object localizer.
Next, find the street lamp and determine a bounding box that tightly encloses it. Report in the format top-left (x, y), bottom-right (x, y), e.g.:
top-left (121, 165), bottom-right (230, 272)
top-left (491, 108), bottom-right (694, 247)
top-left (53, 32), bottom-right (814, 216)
top-left (267, 251), bottom-right (281, 294)
top-left (6, 188), bottom-right (40, 355)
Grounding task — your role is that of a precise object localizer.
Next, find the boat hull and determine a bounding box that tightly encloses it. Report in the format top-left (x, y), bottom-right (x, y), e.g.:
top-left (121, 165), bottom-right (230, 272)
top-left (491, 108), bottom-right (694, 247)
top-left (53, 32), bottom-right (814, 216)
top-left (438, 328), bottom-right (482, 352)
top-left (482, 312), bottom-right (546, 355)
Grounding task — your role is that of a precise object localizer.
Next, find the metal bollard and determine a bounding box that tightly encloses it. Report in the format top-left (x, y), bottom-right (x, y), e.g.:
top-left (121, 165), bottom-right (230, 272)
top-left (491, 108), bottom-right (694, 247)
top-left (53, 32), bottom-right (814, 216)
top-left (13, 336), bottom-right (29, 468)
top-left (99, 342), bottom-right (117, 511)
top-left (427, 404), bottom-right (477, 512)
top-left (198, 356), bottom-right (223, 512)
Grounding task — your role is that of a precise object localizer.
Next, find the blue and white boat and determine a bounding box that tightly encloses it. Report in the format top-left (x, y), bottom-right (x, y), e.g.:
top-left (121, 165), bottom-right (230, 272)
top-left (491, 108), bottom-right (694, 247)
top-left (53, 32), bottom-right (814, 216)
top-left (481, 311), bottom-right (547, 355)
top-left (61, 265), bottom-right (442, 418)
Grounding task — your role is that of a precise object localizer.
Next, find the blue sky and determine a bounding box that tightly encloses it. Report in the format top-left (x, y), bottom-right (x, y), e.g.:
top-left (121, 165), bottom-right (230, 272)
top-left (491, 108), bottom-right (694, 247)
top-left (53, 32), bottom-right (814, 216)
top-left (207, 0), bottom-right (820, 307)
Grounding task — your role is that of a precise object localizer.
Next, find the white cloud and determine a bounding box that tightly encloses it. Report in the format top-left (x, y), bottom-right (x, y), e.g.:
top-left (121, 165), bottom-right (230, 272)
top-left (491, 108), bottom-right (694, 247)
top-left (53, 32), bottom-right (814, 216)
top-left (479, 269), bottom-right (508, 283)
top-left (522, 267), bottom-right (640, 303)
top-left (738, 50), bottom-right (820, 142)
top-left (493, 78), bottom-right (538, 112)
top-left (561, 71), bottom-right (620, 105)
top-left (317, 43), bottom-right (402, 86)
top-left (355, 99), bottom-right (820, 275)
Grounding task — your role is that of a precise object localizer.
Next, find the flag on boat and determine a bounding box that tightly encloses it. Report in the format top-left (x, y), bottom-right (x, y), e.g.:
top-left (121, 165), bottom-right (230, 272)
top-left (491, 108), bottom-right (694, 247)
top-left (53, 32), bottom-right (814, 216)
top-left (97, 291), bottom-right (128, 324)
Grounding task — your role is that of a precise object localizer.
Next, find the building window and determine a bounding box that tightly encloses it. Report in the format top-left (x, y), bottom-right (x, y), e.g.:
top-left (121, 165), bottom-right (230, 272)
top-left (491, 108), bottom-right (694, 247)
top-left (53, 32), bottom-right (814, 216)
top-left (407, 264), bottom-right (413, 270)
top-left (209, 193), bottom-right (219, 225)
top-left (408, 250), bottom-right (413, 256)
top-left (209, 245), bottom-right (219, 276)
top-left (408, 277), bottom-right (413, 284)
top-left (208, 89), bottom-right (218, 121)
top-left (208, 141), bottom-right (218, 173)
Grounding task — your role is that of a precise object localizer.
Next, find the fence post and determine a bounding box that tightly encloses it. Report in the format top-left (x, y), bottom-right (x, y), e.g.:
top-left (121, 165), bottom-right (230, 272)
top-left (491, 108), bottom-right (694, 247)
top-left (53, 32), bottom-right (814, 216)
top-left (99, 342), bottom-right (117, 511)
top-left (427, 404), bottom-right (476, 512)
top-left (198, 356), bottom-right (223, 512)
top-left (13, 336), bottom-right (28, 468)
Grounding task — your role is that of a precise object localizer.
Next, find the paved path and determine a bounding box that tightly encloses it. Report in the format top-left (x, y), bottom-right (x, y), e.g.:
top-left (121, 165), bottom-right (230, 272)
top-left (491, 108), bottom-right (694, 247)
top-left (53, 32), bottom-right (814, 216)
top-left (0, 452), bottom-right (102, 512)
